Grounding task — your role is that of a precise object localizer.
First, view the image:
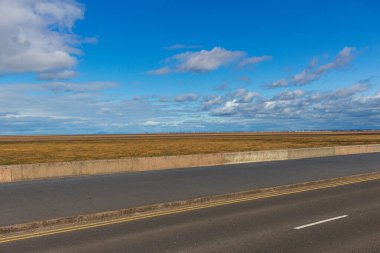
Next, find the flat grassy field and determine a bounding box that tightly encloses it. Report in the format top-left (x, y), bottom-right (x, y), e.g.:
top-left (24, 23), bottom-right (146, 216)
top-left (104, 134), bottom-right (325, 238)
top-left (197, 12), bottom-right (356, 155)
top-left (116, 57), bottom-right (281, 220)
top-left (1, 132), bottom-right (380, 165)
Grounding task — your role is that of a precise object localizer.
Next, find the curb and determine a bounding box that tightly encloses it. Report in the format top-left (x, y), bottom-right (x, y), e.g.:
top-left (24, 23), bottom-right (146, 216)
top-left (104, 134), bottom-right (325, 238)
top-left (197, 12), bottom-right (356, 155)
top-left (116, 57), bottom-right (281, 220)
top-left (1, 171), bottom-right (380, 237)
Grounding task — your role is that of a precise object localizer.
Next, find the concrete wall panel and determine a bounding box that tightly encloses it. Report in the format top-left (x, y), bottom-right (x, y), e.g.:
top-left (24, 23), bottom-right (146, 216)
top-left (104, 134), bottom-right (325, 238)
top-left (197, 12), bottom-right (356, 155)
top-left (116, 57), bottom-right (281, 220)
top-left (1, 144), bottom-right (379, 183)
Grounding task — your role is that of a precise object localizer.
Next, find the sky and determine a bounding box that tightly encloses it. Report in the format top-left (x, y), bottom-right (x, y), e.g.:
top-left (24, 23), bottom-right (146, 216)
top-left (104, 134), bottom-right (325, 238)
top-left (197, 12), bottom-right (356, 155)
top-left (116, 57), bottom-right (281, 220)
top-left (1, 0), bottom-right (380, 135)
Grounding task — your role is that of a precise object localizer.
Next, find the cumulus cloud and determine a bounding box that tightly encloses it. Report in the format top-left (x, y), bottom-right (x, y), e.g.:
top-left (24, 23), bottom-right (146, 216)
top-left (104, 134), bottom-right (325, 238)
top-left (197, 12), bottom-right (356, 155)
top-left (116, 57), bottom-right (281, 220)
top-left (149, 47), bottom-right (271, 75)
top-left (273, 89), bottom-right (305, 100)
top-left (270, 47), bottom-right (358, 88)
top-left (201, 95), bottom-right (225, 110)
top-left (201, 89), bottom-right (261, 111)
top-left (1, 78), bottom-right (379, 134)
top-left (270, 79), bottom-right (288, 88)
top-left (212, 99), bottom-right (239, 116)
top-left (0, 0), bottom-right (84, 79)
top-left (173, 47), bottom-right (244, 73)
top-left (174, 93), bottom-right (198, 102)
top-left (204, 79), bottom-right (380, 131)
top-left (232, 88), bottom-right (261, 103)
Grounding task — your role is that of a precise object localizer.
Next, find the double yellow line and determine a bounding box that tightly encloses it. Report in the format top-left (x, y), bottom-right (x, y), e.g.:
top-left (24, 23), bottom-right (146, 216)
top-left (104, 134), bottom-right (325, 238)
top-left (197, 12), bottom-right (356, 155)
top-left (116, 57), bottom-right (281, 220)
top-left (1, 173), bottom-right (380, 244)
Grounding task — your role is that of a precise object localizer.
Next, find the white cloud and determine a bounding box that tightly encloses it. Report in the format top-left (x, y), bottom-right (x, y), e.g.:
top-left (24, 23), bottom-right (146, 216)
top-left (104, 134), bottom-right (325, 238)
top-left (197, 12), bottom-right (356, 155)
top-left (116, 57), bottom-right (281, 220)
top-left (174, 93), bottom-right (198, 102)
top-left (1, 79), bottom-right (379, 134)
top-left (212, 99), bottom-right (239, 115)
top-left (174, 47), bottom-right (245, 73)
top-left (232, 88), bottom-right (261, 103)
top-left (202, 95), bottom-right (225, 110)
top-left (147, 67), bottom-right (171, 75)
top-left (149, 47), bottom-right (272, 75)
top-left (141, 120), bottom-right (161, 126)
top-left (38, 70), bottom-right (78, 80)
top-left (241, 91), bottom-right (261, 103)
top-left (43, 81), bottom-right (118, 93)
top-left (0, 81), bottom-right (168, 134)
top-left (274, 90), bottom-right (305, 100)
top-left (0, 0), bottom-right (84, 79)
top-left (238, 55), bottom-right (272, 67)
top-left (206, 79), bottom-right (380, 131)
top-left (270, 47), bottom-right (358, 87)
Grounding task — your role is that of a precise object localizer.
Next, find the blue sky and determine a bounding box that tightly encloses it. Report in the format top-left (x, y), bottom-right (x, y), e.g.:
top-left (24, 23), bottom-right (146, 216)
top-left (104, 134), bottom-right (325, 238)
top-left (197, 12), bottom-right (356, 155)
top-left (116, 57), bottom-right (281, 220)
top-left (1, 0), bottom-right (380, 134)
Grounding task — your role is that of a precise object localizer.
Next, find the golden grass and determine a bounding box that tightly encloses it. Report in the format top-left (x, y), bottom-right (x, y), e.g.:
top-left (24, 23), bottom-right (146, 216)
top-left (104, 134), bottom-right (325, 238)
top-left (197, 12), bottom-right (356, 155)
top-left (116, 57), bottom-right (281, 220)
top-left (1, 132), bottom-right (380, 165)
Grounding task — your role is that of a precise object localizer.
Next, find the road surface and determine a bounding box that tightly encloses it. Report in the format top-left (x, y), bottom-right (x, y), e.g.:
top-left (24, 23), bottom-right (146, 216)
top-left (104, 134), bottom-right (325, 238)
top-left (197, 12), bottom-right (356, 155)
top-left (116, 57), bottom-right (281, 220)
top-left (1, 179), bottom-right (379, 252)
top-left (1, 153), bottom-right (379, 227)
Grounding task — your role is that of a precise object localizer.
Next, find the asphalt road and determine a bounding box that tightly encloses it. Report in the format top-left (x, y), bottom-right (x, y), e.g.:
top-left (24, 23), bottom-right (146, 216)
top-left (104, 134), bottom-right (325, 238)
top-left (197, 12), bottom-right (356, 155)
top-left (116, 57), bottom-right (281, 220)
top-left (1, 179), bottom-right (379, 252)
top-left (1, 152), bottom-right (380, 227)
top-left (1, 153), bottom-right (380, 227)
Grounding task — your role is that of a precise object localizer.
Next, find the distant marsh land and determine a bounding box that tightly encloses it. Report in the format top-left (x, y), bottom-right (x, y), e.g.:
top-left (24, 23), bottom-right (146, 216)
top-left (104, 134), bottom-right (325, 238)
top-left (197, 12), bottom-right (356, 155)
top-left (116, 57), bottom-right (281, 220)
top-left (1, 132), bottom-right (380, 165)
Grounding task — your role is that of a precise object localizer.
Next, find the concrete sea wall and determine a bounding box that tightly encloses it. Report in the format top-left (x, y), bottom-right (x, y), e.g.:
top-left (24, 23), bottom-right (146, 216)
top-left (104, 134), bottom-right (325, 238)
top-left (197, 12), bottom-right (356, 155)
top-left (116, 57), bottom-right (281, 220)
top-left (1, 144), bottom-right (380, 183)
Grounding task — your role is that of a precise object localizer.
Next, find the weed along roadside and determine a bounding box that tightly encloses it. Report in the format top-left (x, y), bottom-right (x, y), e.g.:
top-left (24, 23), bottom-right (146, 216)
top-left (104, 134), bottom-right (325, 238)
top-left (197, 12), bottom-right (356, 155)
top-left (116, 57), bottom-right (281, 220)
top-left (2, 132), bottom-right (380, 166)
